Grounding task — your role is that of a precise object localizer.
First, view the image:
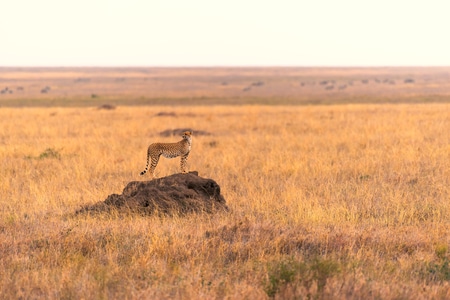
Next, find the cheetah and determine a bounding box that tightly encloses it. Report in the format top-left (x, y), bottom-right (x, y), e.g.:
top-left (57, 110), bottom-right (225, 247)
top-left (140, 131), bottom-right (192, 178)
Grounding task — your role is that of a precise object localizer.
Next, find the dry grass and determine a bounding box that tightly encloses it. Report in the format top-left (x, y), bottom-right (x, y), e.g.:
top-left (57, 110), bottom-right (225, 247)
top-left (0, 103), bottom-right (449, 299)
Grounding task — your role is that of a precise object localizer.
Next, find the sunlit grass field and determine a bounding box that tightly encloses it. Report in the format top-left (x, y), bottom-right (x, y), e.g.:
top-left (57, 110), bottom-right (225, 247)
top-left (0, 103), bottom-right (449, 299)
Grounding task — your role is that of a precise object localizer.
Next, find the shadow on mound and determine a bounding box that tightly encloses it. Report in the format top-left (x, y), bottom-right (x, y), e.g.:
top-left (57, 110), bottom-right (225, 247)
top-left (77, 171), bottom-right (228, 216)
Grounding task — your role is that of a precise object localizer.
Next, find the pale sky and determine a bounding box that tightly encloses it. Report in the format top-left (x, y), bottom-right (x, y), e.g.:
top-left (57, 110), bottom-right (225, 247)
top-left (1, 0), bottom-right (450, 67)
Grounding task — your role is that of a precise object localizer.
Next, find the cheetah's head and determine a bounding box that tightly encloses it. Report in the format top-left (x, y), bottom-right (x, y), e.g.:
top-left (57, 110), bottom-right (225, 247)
top-left (182, 131), bottom-right (192, 140)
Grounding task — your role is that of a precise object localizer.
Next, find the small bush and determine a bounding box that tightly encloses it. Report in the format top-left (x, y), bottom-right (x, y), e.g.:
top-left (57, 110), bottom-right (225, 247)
top-left (435, 244), bottom-right (448, 259)
top-left (265, 258), bottom-right (303, 298)
top-left (425, 259), bottom-right (450, 282)
top-left (420, 245), bottom-right (450, 282)
top-left (264, 257), bottom-right (341, 298)
top-left (310, 257), bottom-right (341, 292)
top-left (38, 148), bottom-right (61, 159)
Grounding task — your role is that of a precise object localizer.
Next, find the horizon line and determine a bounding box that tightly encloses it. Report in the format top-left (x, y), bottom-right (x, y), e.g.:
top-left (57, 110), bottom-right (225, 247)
top-left (1, 65), bottom-right (450, 69)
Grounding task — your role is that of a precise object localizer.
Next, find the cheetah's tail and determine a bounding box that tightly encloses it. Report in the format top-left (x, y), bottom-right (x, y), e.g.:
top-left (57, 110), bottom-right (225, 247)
top-left (140, 154), bottom-right (149, 176)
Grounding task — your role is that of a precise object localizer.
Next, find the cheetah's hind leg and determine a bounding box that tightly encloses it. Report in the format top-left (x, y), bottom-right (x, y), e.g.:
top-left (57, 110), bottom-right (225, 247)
top-left (180, 155), bottom-right (188, 173)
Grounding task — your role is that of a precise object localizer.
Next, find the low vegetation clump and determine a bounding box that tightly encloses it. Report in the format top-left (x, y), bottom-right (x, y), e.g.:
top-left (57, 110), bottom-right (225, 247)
top-left (0, 103), bottom-right (449, 299)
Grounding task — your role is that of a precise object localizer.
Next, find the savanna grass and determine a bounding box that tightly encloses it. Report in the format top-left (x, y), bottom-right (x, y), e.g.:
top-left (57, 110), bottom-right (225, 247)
top-left (0, 104), bottom-right (449, 299)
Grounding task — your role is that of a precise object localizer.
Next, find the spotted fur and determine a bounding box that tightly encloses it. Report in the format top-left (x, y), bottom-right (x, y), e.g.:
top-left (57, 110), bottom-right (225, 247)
top-left (140, 131), bottom-right (192, 178)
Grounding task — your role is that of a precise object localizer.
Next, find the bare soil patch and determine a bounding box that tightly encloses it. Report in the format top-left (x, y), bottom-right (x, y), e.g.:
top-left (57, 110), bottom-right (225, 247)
top-left (97, 104), bottom-right (116, 110)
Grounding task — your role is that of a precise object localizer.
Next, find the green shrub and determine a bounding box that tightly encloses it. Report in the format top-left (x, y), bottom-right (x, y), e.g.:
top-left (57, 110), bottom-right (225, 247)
top-left (38, 148), bottom-right (61, 159)
top-left (265, 257), bottom-right (341, 298)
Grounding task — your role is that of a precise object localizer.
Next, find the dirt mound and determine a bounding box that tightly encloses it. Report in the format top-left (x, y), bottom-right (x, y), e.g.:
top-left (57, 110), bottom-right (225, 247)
top-left (77, 171), bottom-right (228, 215)
top-left (98, 104), bottom-right (116, 110)
top-left (155, 111), bottom-right (177, 117)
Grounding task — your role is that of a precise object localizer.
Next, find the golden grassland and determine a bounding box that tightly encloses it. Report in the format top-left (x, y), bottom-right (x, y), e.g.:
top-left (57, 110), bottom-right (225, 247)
top-left (0, 103), bottom-right (449, 299)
